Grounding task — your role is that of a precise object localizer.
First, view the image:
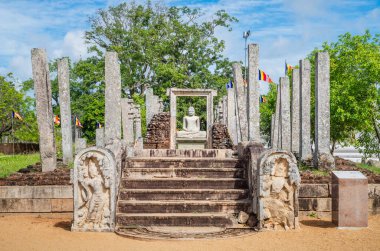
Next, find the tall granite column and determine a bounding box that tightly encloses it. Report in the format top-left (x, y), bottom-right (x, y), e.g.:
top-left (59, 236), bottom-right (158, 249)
top-left (31, 48), bottom-right (57, 172)
top-left (145, 88), bottom-right (161, 127)
top-left (222, 96), bottom-right (227, 125)
top-left (233, 63), bottom-right (248, 142)
top-left (280, 77), bottom-right (291, 151)
top-left (291, 68), bottom-right (300, 156)
top-left (272, 86), bottom-right (281, 149)
top-left (57, 58), bottom-right (73, 164)
top-left (227, 87), bottom-right (238, 145)
top-left (270, 114), bottom-right (275, 147)
top-left (247, 44), bottom-right (260, 142)
top-left (314, 52), bottom-right (335, 170)
top-left (121, 98), bottom-right (135, 146)
top-left (134, 106), bottom-right (143, 150)
top-left (104, 52), bottom-right (122, 144)
top-left (300, 59), bottom-right (312, 162)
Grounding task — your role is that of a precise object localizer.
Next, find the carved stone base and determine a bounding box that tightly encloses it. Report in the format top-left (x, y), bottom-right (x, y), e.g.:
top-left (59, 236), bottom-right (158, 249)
top-left (176, 137), bottom-right (207, 149)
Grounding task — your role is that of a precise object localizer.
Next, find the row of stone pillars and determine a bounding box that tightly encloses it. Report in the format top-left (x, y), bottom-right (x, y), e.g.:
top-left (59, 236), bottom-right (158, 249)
top-left (31, 49), bottom-right (142, 172)
top-left (216, 44), bottom-right (261, 145)
top-left (271, 52), bottom-right (334, 169)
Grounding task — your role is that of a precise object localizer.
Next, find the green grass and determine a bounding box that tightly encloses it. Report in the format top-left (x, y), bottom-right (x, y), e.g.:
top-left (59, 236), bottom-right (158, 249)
top-left (356, 163), bottom-right (380, 175)
top-left (0, 153), bottom-right (40, 178)
top-left (299, 163), bottom-right (330, 176)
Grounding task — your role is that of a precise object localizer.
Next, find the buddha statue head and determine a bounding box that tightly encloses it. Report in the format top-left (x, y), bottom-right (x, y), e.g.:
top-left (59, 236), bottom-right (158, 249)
top-left (188, 106), bottom-right (195, 117)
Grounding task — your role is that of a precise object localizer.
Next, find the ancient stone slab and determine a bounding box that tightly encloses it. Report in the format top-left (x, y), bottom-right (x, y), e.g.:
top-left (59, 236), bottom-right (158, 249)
top-left (291, 68), bottom-right (300, 155)
top-left (57, 58), bottom-right (73, 164)
top-left (255, 150), bottom-right (301, 230)
top-left (72, 147), bottom-right (116, 232)
top-left (145, 88), bottom-right (163, 126)
top-left (31, 48), bottom-right (57, 172)
top-left (332, 171), bottom-right (368, 228)
top-left (104, 52), bottom-right (122, 145)
top-left (0, 198), bottom-right (51, 212)
top-left (314, 52), bottom-right (335, 170)
top-left (75, 138), bottom-right (87, 154)
top-left (298, 198), bottom-right (331, 211)
top-left (247, 44), bottom-right (260, 142)
top-left (280, 77), bottom-right (291, 151)
top-left (299, 59), bottom-right (312, 162)
top-left (121, 98), bottom-right (135, 146)
top-left (51, 198), bottom-right (73, 212)
top-left (232, 63), bottom-right (248, 142)
top-left (96, 128), bottom-right (105, 147)
top-left (134, 105), bottom-right (143, 150)
top-left (0, 186), bottom-right (72, 199)
top-left (227, 87), bottom-right (238, 145)
top-left (299, 184), bottom-right (329, 198)
top-left (272, 86), bottom-right (281, 149)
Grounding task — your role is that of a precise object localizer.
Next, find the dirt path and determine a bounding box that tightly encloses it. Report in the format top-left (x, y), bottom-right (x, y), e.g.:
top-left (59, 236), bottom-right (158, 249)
top-left (0, 214), bottom-right (379, 251)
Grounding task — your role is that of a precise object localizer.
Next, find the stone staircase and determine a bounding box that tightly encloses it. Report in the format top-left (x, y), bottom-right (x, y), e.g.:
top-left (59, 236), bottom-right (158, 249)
top-left (115, 150), bottom-right (251, 234)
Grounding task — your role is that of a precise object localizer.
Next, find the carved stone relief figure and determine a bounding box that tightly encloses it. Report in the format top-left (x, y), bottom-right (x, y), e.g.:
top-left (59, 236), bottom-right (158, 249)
top-left (256, 150), bottom-right (300, 230)
top-left (72, 147), bottom-right (116, 232)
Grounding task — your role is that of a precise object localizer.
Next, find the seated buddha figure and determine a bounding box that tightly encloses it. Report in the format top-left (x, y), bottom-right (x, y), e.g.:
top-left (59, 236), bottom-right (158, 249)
top-left (176, 106), bottom-right (206, 138)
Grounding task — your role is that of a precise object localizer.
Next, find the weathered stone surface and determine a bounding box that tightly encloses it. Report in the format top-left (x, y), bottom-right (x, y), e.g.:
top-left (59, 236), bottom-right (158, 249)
top-left (291, 68), bottom-right (300, 155)
top-left (270, 114), bottom-right (275, 147)
top-left (299, 198), bottom-right (331, 211)
top-left (232, 63), bottom-right (247, 142)
top-left (75, 138), bottom-right (86, 154)
top-left (57, 58), bottom-right (73, 164)
top-left (367, 159), bottom-right (380, 168)
top-left (145, 88), bottom-right (163, 126)
top-left (31, 48), bottom-right (57, 172)
top-left (0, 198), bottom-right (52, 212)
top-left (299, 59), bottom-right (312, 162)
top-left (247, 44), bottom-right (260, 142)
top-left (144, 112), bottom-right (170, 149)
top-left (211, 123), bottom-right (233, 149)
top-left (51, 198), bottom-right (73, 212)
top-left (227, 87), bottom-right (238, 145)
top-left (280, 77), bottom-right (291, 151)
top-left (96, 128), bottom-right (105, 147)
top-left (134, 105), bottom-right (143, 150)
top-left (332, 171), bottom-right (368, 228)
top-left (272, 86), bottom-right (281, 149)
top-left (255, 150), bottom-right (300, 230)
top-left (315, 52), bottom-right (335, 170)
top-left (72, 147), bottom-right (116, 232)
top-left (0, 186), bottom-right (72, 199)
top-left (121, 98), bottom-right (135, 146)
top-left (104, 52), bottom-right (122, 145)
top-left (238, 211), bottom-right (249, 224)
top-left (299, 184), bottom-right (329, 198)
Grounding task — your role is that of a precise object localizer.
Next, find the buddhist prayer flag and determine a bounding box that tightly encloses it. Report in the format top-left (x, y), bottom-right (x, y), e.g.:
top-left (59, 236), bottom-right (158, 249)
top-left (96, 122), bottom-right (102, 129)
top-left (258, 69), bottom-right (274, 84)
top-left (54, 115), bottom-right (60, 125)
top-left (12, 111), bottom-right (23, 121)
top-left (259, 95), bottom-right (267, 103)
top-left (285, 62), bottom-right (293, 74)
top-left (75, 117), bottom-right (83, 128)
top-left (226, 80), bottom-right (233, 89)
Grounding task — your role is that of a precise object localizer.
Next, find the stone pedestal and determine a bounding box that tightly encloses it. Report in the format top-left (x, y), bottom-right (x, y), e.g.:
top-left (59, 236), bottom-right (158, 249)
top-left (332, 171), bottom-right (368, 228)
top-left (176, 137), bottom-right (207, 149)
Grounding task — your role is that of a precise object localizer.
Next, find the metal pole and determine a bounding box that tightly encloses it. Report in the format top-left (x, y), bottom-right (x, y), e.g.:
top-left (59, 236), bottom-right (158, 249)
top-left (244, 38), bottom-right (247, 81)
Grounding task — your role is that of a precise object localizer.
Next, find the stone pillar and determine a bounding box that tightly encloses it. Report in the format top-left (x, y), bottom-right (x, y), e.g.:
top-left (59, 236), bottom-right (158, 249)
top-left (280, 77), bottom-right (291, 151)
top-left (169, 90), bottom-right (176, 149)
top-left (96, 128), bottom-right (105, 147)
top-left (31, 48), bottom-right (57, 172)
top-left (104, 52), bottom-right (122, 145)
top-left (121, 98), bottom-right (135, 146)
top-left (233, 63), bottom-right (248, 142)
top-left (75, 138), bottom-right (86, 154)
top-left (272, 86), bottom-right (281, 149)
top-left (206, 93), bottom-right (214, 149)
top-left (134, 105), bottom-right (143, 150)
top-left (291, 68), bottom-right (300, 155)
top-left (227, 87), bottom-right (238, 145)
top-left (315, 52), bottom-right (335, 170)
top-left (222, 95), bottom-right (227, 125)
top-left (270, 114), bottom-right (275, 147)
top-left (247, 44), bottom-right (260, 142)
top-left (299, 59), bottom-right (312, 162)
top-left (145, 88), bottom-right (161, 127)
top-left (57, 58), bottom-right (73, 164)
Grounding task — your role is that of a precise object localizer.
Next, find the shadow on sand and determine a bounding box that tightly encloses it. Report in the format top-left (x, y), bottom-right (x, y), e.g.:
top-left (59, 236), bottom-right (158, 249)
top-left (300, 219), bottom-right (335, 228)
top-left (54, 221), bottom-right (72, 231)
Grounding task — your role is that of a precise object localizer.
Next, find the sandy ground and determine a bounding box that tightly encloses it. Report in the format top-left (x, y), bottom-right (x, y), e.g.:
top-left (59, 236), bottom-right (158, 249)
top-left (0, 214), bottom-right (379, 251)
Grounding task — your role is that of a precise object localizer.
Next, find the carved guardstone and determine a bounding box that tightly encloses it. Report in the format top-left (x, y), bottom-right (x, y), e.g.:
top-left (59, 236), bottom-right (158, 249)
top-left (72, 147), bottom-right (116, 232)
top-left (255, 150), bottom-right (301, 230)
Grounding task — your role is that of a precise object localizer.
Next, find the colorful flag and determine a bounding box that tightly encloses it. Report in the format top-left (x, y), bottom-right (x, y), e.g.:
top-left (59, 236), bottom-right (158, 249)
top-left (258, 69), bottom-right (274, 84)
top-left (54, 115), bottom-right (60, 125)
top-left (75, 117), bottom-right (83, 128)
top-left (12, 111), bottom-right (23, 121)
top-left (226, 80), bottom-right (233, 89)
top-left (285, 62), bottom-right (293, 74)
top-left (96, 122), bottom-right (102, 129)
top-left (259, 95), bottom-right (267, 103)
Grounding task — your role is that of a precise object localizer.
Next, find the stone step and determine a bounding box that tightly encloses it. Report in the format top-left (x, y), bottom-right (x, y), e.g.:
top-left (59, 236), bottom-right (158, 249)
top-left (119, 189), bottom-right (249, 201)
top-left (121, 178), bottom-right (248, 189)
top-left (123, 168), bottom-right (245, 179)
top-left (116, 213), bottom-right (234, 227)
top-left (117, 200), bottom-right (250, 214)
top-left (125, 157), bottom-right (240, 169)
top-left (134, 149), bottom-right (234, 158)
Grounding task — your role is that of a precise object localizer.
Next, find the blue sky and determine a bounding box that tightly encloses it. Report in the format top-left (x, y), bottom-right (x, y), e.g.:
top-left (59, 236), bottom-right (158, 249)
top-left (0, 0), bottom-right (379, 93)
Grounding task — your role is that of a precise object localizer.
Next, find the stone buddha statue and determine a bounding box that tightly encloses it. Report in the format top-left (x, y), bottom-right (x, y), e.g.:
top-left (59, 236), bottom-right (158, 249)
top-left (177, 106), bottom-right (206, 138)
